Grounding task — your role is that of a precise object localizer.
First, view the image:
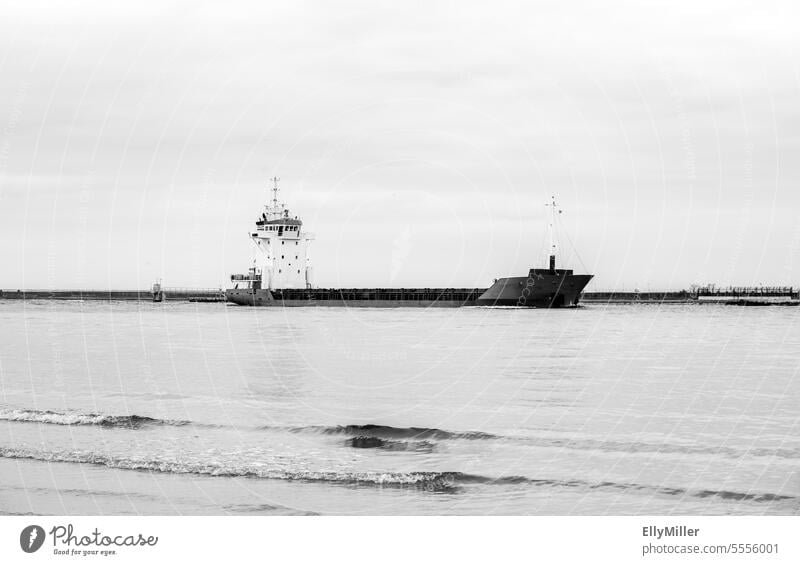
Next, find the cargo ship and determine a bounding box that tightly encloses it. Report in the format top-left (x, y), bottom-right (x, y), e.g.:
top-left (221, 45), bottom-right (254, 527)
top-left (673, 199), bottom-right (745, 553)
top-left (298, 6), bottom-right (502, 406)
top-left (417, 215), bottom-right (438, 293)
top-left (225, 179), bottom-right (592, 307)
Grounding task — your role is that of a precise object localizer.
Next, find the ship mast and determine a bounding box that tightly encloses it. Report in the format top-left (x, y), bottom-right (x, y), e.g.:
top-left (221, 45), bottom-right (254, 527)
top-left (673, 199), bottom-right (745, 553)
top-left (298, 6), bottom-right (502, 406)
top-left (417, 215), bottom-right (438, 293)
top-left (546, 195), bottom-right (561, 272)
top-left (269, 176), bottom-right (281, 220)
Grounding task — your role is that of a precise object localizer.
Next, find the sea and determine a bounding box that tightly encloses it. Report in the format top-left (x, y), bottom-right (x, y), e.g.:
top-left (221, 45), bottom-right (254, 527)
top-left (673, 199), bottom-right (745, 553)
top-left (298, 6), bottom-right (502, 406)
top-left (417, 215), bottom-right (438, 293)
top-left (0, 300), bottom-right (798, 515)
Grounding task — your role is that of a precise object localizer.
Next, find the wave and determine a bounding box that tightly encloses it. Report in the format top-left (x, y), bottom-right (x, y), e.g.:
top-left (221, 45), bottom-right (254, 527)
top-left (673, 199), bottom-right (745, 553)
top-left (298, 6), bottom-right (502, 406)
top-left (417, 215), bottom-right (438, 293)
top-left (0, 446), bottom-right (794, 503)
top-left (0, 446), bottom-right (495, 491)
top-left (511, 435), bottom-right (800, 460)
top-left (693, 489), bottom-right (795, 503)
top-left (2, 408), bottom-right (496, 443)
top-left (223, 503), bottom-right (319, 516)
top-left (0, 408), bottom-right (190, 429)
top-left (346, 436), bottom-right (436, 452)
top-left (289, 424), bottom-right (497, 440)
top-left (5, 408), bottom-right (795, 462)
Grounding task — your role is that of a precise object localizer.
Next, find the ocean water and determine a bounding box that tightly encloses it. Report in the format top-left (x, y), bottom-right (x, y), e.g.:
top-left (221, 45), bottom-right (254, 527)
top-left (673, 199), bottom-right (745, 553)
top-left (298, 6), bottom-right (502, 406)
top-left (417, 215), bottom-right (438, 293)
top-left (0, 300), bottom-right (798, 515)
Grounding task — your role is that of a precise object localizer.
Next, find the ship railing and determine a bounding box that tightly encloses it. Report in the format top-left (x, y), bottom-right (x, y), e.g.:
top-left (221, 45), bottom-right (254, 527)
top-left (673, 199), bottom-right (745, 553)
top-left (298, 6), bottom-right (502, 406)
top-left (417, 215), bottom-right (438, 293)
top-left (270, 287), bottom-right (487, 302)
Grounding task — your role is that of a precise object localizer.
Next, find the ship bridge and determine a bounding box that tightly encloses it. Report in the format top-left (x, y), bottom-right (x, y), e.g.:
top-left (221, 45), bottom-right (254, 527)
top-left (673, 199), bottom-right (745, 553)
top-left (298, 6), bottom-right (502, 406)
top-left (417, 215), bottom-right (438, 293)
top-left (254, 217), bottom-right (303, 238)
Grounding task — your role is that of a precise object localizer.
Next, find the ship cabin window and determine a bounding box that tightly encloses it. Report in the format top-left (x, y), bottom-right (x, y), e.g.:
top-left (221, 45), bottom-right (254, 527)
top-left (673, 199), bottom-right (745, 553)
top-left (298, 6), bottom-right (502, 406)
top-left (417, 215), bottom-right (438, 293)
top-left (295, 242), bottom-right (298, 245)
top-left (281, 255), bottom-right (284, 259)
top-left (282, 241), bottom-right (285, 245)
top-left (279, 269), bottom-right (282, 273)
top-left (297, 270), bottom-right (300, 274)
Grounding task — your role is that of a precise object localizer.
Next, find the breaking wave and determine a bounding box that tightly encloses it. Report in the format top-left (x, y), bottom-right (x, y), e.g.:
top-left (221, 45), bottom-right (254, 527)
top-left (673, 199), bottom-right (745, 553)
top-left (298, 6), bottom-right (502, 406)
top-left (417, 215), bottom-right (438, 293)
top-left (0, 446), bottom-right (794, 503)
top-left (0, 446), bottom-right (501, 491)
top-left (289, 424), bottom-right (497, 440)
top-left (0, 408), bottom-right (190, 429)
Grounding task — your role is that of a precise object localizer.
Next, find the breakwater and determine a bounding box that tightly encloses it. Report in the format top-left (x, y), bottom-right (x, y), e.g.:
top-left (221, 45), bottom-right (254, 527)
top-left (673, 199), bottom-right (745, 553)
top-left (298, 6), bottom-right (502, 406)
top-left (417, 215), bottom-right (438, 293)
top-left (580, 291), bottom-right (693, 303)
top-left (0, 288), bottom-right (224, 302)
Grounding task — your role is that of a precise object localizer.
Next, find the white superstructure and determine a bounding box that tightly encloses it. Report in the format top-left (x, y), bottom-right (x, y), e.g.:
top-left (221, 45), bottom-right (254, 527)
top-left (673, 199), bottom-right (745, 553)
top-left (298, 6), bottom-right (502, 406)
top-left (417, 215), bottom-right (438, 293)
top-left (245, 177), bottom-right (314, 290)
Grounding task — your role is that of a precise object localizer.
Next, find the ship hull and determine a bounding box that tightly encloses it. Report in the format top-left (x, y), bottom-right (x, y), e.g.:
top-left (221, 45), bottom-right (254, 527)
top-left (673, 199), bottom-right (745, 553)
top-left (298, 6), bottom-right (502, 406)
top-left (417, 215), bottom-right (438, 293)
top-left (474, 271), bottom-right (593, 308)
top-left (226, 272), bottom-right (593, 308)
top-left (225, 288), bottom-right (483, 307)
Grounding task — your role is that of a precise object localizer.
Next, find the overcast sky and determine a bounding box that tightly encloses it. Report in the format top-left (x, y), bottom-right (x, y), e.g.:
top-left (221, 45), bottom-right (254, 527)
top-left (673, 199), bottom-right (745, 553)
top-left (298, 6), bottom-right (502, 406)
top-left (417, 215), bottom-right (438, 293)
top-left (1, 1), bottom-right (798, 290)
